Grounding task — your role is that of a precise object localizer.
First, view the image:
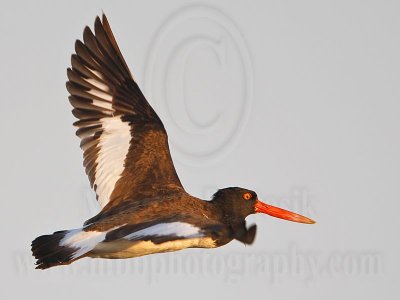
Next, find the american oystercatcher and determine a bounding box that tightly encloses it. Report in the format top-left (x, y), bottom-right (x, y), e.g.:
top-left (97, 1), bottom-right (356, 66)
top-left (31, 14), bottom-right (315, 270)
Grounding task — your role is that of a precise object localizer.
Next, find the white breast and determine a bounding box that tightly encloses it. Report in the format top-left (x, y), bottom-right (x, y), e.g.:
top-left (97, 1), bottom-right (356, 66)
top-left (89, 237), bottom-right (217, 259)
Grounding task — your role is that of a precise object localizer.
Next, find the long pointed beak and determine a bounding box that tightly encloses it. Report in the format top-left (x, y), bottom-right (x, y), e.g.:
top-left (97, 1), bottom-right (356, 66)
top-left (255, 200), bottom-right (315, 224)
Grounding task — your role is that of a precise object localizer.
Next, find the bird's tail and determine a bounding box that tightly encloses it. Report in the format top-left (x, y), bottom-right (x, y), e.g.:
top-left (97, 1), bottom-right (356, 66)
top-left (31, 228), bottom-right (98, 269)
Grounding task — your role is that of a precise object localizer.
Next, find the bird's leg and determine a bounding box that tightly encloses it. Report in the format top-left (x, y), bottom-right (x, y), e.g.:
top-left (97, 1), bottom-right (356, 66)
top-left (231, 221), bottom-right (257, 245)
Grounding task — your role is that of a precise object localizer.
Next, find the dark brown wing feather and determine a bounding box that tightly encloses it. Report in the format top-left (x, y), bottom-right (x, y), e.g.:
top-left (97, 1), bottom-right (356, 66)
top-left (67, 14), bottom-right (182, 210)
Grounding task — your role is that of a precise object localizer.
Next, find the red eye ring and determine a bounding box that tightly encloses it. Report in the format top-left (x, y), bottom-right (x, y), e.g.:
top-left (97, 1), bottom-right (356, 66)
top-left (242, 192), bottom-right (252, 200)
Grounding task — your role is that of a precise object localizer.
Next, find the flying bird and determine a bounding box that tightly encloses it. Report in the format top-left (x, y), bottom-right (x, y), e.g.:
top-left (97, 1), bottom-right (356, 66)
top-left (31, 14), bottom-right (315, 269)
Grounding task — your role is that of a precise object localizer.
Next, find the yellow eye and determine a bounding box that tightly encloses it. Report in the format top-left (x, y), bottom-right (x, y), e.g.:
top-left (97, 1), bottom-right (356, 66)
top-left (242, 192), bottom-right (252, 200)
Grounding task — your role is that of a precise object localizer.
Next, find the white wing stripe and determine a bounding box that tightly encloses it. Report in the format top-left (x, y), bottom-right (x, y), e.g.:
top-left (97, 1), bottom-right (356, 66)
top-left (83, 77), bottom-right (110, 92)
top-left (88, 67), bottom-right (105, 81)
top-left (124, 222), bottom-right (203, 240)
top-left (88, 89), bottom-right (113, 102)
top-left (60, 229), bottom-right (106, 259)
top-left (95, 116), bottom-right (131, 207)
top-left (60, 225), bottom-right (125, 259)
top-left (92, 99), bottom-right (113, 110)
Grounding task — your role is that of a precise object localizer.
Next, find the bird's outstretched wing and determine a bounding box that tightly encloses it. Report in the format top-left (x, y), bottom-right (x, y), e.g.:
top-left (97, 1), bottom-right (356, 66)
top-left (102, 215), bottom-right (227, 247)
top-left (66, 14), bottom-right (182, 209)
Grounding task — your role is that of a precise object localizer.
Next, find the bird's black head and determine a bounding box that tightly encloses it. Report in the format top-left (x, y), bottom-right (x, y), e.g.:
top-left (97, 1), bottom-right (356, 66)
top-left (212, 187), bottom-right (258, 222)
top-left (212, 187), bottom-right (315, 225)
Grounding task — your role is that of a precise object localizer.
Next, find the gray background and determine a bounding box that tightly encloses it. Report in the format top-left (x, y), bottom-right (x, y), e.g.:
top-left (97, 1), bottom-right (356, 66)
top-left (1, 0), bottom-right (399, 299)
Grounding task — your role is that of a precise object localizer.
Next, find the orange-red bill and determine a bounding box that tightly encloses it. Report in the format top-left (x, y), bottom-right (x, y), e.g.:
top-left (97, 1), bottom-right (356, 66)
top-left (255, 200), bottom-right (315, 224)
